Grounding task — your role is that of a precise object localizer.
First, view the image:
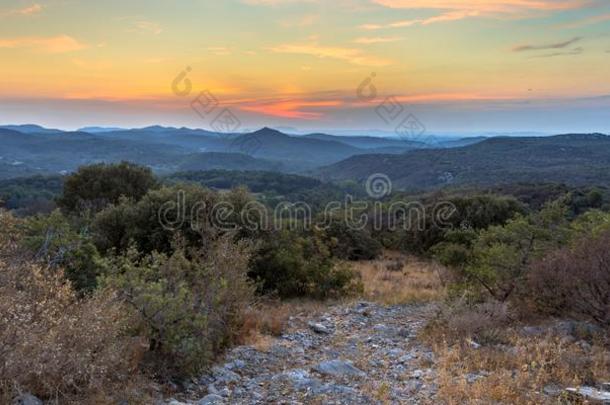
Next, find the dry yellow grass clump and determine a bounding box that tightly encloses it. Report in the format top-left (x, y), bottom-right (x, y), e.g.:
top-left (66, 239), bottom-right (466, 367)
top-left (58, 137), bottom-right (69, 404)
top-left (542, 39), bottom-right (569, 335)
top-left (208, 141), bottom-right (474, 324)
top-left (352, 251), bottom-right (446, 305)
top-left (432, 333), bottom-right (610, 404)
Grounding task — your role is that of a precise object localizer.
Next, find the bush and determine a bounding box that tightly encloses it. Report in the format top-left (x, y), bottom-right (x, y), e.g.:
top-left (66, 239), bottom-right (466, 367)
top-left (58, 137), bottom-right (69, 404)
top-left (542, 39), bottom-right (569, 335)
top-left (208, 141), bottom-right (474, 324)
top-left (527, 230), bottom-right (610, 328)
top-left (21, 210), bottom-right (103, 292)
top-left (426, 298), bottom-right (513, 345)
top-left (101, 237), bottom-right (254, 377)
top-left (250, 229), bottom-right (362, 299)
top-left (58, 162), bottom-right (158, 215)
top-left (0, 211), bottom-right (135, 402)
top-left (454, 202), bottom-right (569, 302)
top-left (326, 221), bottom-right (382, 260)
top-left (92, 184), bottom-right (259, 256)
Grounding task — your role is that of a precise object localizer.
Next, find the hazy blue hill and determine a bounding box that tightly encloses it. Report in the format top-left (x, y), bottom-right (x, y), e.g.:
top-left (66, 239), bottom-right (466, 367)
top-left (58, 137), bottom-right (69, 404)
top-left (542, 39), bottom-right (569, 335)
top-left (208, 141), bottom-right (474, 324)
top-left (316, 133), bottom-right (610, 190)
top-left (302, 133), bottom-right (425, 150)
top-left (78, 126), bottom-right (127, 133)
top-left (0, 124), bottom-right (64, 134)
top-left (0, 128), bottom-right (186, 178)
top-left (234, 127), bottom-right (364, 168)
top-left (176, 152), bottom-right (285, 172)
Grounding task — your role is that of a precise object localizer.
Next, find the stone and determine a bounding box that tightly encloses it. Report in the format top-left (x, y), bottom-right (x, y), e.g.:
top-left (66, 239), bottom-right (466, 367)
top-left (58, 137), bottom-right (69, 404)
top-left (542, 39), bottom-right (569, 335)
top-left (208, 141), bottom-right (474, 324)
top-left (13, 394), bottom-right (43, 405)
top-left (565, 386), bottom-right (610, 404)
top-left (543, 384), bottom-right (562, 396)
top-left (211, 366), bottom-right (241, 384)
top-left (314, 359), bottom-right (366, 377)
top-left (308, 322), bottom-right (332, 335)
top-left (197, 394), bottom-right (225, 405)
top-left (465, 372), bottom-right (486, 384)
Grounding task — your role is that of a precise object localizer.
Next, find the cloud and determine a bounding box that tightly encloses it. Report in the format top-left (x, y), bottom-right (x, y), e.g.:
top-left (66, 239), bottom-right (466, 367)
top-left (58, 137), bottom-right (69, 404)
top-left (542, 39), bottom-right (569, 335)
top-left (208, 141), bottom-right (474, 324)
top-left (0, 3), bottom-right (42, 17)
top-left (207, 46), bottom-right (231, 55)
top-left (561, 13), bottom-right (610, 29)
top-left (361, 9), bottom-right (480, 29)
top-left (353, 36), bottom-right (402, 44)
top-left (267, 43), bottom-right (392, 66)
top-left (531, 46), bottom-right (584, 58)
top-left (279, 14), bottom-right (319, 27)
top-left (363, 0), bottom-right (589, 29)
top-left (242, 0), bottom-right (317, 5)
top-left (240, 99), bottom-right (342, 119)
top-left (0, 35), bottom-right (86, 53)
top-left (512, 37), bottom-right (582, 52)
top-left (370, 0), bottom-right (588, 13)
top-left (127, 19), bottom-right (162, 35)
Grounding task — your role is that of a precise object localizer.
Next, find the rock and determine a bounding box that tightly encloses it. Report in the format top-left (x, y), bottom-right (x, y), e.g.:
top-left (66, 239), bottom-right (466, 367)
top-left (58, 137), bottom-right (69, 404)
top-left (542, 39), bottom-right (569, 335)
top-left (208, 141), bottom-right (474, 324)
top-left (211, 366), bottom-right (241, 384)
top-left (387, 348), bottom-right (404, 358)
top-left (13, 394), bottom-right (43, 405)
top-left (397, 327), bottom-right (411, 338)
top-left (197, 394), bottom-right (225, 404)
top-left (225, 359), bottom-right (246, 370)
top-left (410, 369), bottom-right (425, 379)
top-left (522, 326), bottom-right (545, 337)
top-left (543, 384), bottom-right (562, 396)
top-left (467, 338), bottom-right (481, 349)
top-left (308, 322), bottom-right (332, 335)
top-left (465, 372), bottom-right (486, 384)
top-left (314, 359), bottom-right (366, 377)
top-left (565, 386), bottom-right (610, 404)
top-left (274, 368), bottom-right (323, 391)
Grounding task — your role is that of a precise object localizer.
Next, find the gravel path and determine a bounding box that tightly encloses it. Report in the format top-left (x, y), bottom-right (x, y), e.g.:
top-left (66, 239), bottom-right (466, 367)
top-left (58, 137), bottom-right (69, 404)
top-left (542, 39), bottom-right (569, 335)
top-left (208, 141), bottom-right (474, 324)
top-left (168, 301), bottom-right (439, 405)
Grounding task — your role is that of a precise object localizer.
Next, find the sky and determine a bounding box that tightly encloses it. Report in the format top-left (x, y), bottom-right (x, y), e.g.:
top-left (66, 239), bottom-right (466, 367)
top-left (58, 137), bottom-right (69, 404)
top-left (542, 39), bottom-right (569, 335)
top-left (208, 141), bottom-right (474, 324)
top-left (1, 0), bottom-right (610, 134)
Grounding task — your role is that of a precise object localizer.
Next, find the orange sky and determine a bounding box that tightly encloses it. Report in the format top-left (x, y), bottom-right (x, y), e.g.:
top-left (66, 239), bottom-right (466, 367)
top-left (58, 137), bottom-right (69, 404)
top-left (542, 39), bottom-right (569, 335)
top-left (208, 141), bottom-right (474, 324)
top-left (1, 0), bottom-right (610, 132)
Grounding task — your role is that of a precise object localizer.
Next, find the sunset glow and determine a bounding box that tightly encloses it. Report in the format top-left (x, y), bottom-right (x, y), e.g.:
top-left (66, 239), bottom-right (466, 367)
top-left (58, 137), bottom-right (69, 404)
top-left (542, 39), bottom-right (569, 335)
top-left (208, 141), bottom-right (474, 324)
top-left (1, 0), bottom-right (610, 132)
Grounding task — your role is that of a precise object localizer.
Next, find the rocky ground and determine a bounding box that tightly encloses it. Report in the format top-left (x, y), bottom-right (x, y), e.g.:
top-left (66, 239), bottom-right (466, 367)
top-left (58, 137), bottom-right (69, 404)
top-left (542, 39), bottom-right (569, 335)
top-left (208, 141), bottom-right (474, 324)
top-left (167, 301), bottom-right (439, 405)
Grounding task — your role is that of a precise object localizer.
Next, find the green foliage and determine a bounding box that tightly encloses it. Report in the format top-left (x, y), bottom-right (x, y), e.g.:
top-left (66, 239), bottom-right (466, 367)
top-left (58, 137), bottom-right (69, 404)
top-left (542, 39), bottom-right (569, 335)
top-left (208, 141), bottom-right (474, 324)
top-left (21, 210), bottom-right (103, 292)
top-left (58, 162), bottom-right (158, 215)
top-left (101, 238), bottom-right (254, 377)
top-left (326, 221), bottom-right (382, 260)
top-left (0, 175), bottom-right (62, 216)
top-left (250, 229), bottom-right (361, 298)
top-left (92, 184), bottom-right (259, 255)
top-left (383, 194), bottom-right (523, 255)
top-left (435, 202), bottom-right (569, 302)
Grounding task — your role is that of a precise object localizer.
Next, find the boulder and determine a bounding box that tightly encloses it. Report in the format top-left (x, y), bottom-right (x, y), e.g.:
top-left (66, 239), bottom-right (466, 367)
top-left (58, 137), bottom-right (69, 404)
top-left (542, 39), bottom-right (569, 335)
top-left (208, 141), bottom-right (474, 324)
top-left (313, 359), bottom-right (365, 377)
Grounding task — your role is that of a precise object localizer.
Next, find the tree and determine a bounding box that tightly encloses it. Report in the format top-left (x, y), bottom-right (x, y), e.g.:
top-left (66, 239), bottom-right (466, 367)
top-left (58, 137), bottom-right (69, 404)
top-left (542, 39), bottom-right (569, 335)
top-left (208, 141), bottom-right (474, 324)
top-left (58, 162), bottom-right (158, 215)
top-left (458, 202), bottom-right (569, 302)
top-left (22, 210), bottom-right (103, 292)
top-left (100, 238), bottom-right (254, 377)
top-left (249, 229), bottom-right (361, 298)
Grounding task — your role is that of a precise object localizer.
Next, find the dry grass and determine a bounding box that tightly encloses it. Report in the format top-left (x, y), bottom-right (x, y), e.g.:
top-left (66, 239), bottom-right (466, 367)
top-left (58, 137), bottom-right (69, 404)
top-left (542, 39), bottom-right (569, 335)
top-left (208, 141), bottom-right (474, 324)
top-left (432, 333), bottom-right (610, 404)
top-left (239, 298), bottom-right (328, 348)
top-left (353, 251), bottom-right (446, 305)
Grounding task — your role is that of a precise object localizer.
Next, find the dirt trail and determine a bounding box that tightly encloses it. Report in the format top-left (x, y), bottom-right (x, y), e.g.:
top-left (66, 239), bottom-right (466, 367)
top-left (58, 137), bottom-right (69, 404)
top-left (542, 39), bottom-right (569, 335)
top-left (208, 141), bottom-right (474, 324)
top-left (168, 301), bottom-right (439, 404)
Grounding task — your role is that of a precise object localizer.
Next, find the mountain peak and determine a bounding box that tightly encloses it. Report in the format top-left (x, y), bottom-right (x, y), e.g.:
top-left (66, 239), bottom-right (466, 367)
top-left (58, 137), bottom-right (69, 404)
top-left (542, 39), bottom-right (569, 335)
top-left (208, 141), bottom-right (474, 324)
top-left (252, 127), bottom-right (287, 137)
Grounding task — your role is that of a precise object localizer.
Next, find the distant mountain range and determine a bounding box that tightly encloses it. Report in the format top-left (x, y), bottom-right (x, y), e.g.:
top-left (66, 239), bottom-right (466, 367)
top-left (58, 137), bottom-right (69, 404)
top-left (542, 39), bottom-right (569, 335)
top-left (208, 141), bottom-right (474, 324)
top-left (2, 125), bottom-right (609, 191)
top-left (316, 134), bottom-right (610, 190)
top-left (0, 124), bottom-right (476, 179)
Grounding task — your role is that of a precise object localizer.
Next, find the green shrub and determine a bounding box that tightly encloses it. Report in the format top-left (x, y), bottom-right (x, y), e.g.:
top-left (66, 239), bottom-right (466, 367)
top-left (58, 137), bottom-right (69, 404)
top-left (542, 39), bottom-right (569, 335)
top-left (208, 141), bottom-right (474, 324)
top-left (58, 162), bottom-right (158, 215)
top-left (101, 237), bottom-right (254, 377)
top-left (326, 221), bottom-right (382, 260)
top-left (21, 210), bottom-right (103, 292)
top-left (92, 184), bottom-right (260, 255)
top-left (250, 229), bottom-right (361, 298)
